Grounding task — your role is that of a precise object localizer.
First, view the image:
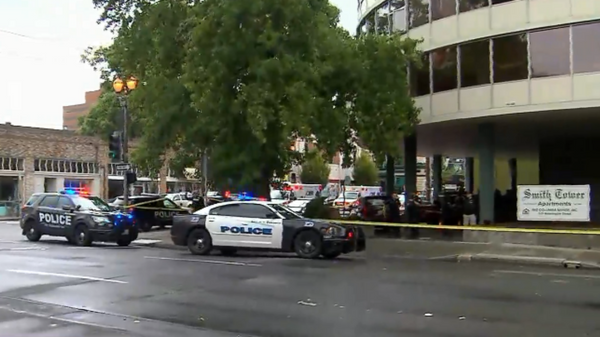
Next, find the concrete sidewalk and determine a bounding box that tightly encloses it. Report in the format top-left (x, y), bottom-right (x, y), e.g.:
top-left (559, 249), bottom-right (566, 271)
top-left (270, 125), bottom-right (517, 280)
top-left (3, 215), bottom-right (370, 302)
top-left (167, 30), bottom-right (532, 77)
top-left (136, 229), bottom-right (600, 269)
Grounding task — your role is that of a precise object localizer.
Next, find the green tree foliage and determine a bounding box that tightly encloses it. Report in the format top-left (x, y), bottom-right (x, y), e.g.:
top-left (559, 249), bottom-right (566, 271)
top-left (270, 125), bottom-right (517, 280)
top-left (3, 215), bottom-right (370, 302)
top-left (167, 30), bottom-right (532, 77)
top-left (300, 150), bottom-right (330, 185)
top-left (352, 152), bottom-right (379, 186)
top-left (352, 32), bottom-right (421, 164)
top-left (82, 0), bottom-right (421, 195)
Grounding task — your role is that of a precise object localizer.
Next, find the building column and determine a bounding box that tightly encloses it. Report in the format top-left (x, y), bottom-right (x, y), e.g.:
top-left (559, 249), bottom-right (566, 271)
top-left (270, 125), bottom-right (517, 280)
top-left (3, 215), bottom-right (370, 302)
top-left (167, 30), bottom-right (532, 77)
top-left (432, 155), bottom-right (443, 199)
top-left (478, 123), bottom-right (495, 224)
top-left (508, 158), bottom-right (517, 191)
top-left (464, 157), bottom-right (474, 193)
top-left (403, 134), bottom-right (417, 199)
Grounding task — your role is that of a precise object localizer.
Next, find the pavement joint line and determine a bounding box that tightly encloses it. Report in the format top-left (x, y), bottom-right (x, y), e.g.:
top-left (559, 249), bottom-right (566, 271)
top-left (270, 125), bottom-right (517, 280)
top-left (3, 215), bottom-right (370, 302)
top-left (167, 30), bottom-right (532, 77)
top-left (143, 255), bottom-right (262, 267)
top-left (0, 305), bottom-right (129, 332)
top-left (492, 269), bottom-right (600, 279)
top-left (5, 269), bottom-right (128, 284)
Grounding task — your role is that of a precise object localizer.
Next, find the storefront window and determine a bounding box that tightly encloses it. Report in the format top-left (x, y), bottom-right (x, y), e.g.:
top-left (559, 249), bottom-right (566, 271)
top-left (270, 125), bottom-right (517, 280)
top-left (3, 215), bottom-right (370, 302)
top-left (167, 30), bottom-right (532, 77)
top-left (0, 176), bottom-right (20, 217)
top-left (409, 0), bottom-right (430, 29)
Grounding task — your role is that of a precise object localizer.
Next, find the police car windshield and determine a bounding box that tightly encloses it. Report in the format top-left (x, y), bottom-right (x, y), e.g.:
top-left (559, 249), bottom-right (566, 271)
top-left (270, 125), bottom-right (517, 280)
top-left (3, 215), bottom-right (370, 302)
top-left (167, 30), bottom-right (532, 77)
top-left (269, 204), bottom-right (302, 219)
top-left (342, 192), bottom-right (359, 199)
top-left (72, 196), bottom-right (111, 212)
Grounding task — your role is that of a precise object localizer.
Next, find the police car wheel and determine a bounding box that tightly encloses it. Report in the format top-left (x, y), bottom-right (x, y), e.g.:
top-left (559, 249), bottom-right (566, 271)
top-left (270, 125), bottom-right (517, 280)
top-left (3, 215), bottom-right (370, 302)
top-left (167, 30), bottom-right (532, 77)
top-left (140, 221), bottom-right (153, 232)
top-left (73, 225), bottom-right (93, 246)
top-left (116, 239), bottom-right (132, 246)
top-left (187, 228), bottom-right (212, 255)
top-left (24, 221), bottom-right (42, 242)
top-left (293, 230), bottom-right (322, 259)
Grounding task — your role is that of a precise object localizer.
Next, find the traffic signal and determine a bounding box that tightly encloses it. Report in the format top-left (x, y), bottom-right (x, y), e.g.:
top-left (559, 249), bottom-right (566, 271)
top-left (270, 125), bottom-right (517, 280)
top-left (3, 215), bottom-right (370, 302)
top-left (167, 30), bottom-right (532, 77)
top-left (108, 132), bottom-right (122, 162)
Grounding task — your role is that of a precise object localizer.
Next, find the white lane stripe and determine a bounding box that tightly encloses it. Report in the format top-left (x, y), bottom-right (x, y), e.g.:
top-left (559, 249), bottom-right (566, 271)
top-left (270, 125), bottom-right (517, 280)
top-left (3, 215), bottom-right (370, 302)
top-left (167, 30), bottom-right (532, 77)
top-left (5, 269), bottom-right (128, 284)
top-left (493, 269), bottom-right (600, 279)
top-left (143, 256), bottom-right (262, 267)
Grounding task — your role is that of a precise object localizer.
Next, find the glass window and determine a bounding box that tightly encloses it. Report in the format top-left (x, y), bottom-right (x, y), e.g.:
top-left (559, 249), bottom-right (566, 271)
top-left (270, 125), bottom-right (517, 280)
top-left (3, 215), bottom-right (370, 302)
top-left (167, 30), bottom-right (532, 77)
top-left (432, 46), bottom-right (458, 92)
top-left (25, 194), bottom-right (41, 206)
top-left (57, 197), bottom-right (74, 209)
top-left (410, 52), bottom-right (431, 96)
top-left (459, 0), bottom-right (488, 13)
top-left (39, 196), bottom-right (59, 208)
top-left (162, 198), bottom-right (180, 209)
top-left (431, 0), bottom-right (456, 20)
top-left (210, 205), bottom-right (241, 216)
top-left (409, 0), bottom-right (430, 29)
top-left (237, 204), bottom-right (277, 218)
top-left (375, 3), bottom-right (391, 34)
top-left (390, 0), bottom-right (407, 32)
top-left (529, 27), bottom-right (570, 78)
top-left (460, 40), bottom-right (490, 88)
top-left (270, 204), bottom-right (302, 219)
top-left (573, 22), bottom-right (600, 74)
top-left (492, 34), bottom-right (528, 83)
top-left (491, 0), bottom-right (512, 4)
top-left (365, 11), bottom-right (376, 34)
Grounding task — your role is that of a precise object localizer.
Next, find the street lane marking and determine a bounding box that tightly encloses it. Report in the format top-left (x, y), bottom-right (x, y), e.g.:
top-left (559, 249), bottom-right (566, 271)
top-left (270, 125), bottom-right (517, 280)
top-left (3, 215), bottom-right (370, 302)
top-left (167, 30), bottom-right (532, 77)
top-left (493, 269), bottom-right (600, 279)
top-left (144, 255), bottom-right (262, 267)
top-left (5, 269), bottom-right (128, 284)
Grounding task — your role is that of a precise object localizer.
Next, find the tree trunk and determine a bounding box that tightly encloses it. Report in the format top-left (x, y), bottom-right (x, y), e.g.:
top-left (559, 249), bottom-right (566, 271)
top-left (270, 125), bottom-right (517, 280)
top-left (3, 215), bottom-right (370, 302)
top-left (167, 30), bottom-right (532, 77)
top-left (385, 154), bottom-right (395, 196)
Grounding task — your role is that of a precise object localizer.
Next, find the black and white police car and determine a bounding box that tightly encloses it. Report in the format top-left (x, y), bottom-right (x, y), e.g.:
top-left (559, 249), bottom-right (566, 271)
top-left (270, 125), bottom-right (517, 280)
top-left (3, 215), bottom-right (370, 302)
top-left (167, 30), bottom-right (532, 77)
top-left (170, 200), bottom-right (366, 259)
top-left (20, 190), bottom-right (138, 246)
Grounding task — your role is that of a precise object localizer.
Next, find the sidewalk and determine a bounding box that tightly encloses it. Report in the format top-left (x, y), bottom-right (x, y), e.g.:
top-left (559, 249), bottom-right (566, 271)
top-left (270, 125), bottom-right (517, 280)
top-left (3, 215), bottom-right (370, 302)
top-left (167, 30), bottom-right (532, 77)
top-left (136, 229), bottom-right (600, 269)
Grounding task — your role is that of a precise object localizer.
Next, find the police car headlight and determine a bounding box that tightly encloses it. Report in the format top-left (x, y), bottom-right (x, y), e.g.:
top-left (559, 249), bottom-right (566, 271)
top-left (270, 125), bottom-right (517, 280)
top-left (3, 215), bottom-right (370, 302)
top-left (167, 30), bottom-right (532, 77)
top-left (92, 216), bottom-right (110, 225)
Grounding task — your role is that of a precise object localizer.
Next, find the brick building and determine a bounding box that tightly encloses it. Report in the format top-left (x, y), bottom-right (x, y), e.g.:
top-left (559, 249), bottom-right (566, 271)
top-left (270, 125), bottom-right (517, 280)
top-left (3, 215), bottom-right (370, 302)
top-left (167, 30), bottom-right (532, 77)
top-left (62, 89), bottom-right (101, 131)
top-left (0, 123), bottom-right (109, 218)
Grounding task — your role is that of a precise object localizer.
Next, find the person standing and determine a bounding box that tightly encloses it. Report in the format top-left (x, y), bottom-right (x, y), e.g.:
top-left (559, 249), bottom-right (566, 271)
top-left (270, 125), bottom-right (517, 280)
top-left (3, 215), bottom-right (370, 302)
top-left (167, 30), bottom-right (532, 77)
top-left (462, 193), bottom-right (477, 225)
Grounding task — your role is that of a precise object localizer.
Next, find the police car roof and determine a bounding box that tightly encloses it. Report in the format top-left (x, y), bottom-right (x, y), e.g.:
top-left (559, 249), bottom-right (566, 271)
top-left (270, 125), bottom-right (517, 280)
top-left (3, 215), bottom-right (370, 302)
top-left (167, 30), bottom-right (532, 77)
top-left (195, 200), bottom-right (274, 214)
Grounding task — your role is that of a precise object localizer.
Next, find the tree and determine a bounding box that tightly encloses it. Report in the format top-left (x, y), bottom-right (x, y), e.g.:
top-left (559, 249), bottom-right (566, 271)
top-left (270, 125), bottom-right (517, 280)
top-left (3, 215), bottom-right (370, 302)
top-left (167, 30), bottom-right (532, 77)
top-left (352, 152), bottom-right (379, 186)
top-left (300, 150), bottom-right (330, 186)
top-left (84, 0), bottom-right (356, 197)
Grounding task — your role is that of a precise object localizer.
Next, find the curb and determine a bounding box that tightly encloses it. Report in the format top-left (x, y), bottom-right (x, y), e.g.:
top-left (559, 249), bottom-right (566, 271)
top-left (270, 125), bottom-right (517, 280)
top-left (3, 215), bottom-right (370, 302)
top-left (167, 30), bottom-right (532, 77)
top-left (457, 253), bottom-right (600, 270)
top-left (132, 241), bottom-right (187, 251)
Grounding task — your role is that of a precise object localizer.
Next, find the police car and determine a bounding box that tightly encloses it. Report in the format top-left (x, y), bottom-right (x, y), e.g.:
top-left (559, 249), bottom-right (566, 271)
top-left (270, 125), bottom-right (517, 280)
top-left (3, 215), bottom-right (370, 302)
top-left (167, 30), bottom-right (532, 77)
top-left (20, 190), bottom-right (138, 246)
top-left (111, 195), bottom-right (190, 231)
top-left (170, 200), bottom-right (366, 259)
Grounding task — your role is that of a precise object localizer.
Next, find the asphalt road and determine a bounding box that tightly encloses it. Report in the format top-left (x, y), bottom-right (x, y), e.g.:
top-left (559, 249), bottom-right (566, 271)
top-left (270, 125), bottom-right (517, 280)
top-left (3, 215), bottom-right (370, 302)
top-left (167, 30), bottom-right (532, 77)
top-left (0, 222), bottom-right (599, 337)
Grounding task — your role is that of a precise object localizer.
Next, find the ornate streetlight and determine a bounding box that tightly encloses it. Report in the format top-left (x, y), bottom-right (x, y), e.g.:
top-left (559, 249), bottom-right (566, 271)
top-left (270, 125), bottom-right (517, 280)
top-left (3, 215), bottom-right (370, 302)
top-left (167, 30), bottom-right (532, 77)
top-left (113, 75), bottom-right (138, 206)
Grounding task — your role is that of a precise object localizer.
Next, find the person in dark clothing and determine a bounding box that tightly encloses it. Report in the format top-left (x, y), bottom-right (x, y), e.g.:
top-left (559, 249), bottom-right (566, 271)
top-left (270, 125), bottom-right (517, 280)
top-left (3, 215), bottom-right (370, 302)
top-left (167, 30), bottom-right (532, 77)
top-left (190, 192), bottom-right (205, 212)
top-left (462, 193), bottom-right (477, 225)
top-left (405, 194), bottom-right (420, 238)
top-left (440, 197), bottom-right (456, 237)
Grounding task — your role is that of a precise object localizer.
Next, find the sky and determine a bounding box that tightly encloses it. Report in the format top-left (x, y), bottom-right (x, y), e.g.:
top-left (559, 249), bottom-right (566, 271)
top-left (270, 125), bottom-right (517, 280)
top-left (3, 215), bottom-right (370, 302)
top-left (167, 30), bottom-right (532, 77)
top-left (0, 0), bottom-right (357, 130)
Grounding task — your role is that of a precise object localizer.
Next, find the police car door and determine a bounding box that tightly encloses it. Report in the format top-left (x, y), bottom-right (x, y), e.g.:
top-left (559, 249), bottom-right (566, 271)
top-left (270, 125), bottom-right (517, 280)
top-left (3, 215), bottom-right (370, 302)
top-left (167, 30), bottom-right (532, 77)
top-left (36, 195), bottom-right (72, 235)
top-left (207, 204), bottom-right (282, 249)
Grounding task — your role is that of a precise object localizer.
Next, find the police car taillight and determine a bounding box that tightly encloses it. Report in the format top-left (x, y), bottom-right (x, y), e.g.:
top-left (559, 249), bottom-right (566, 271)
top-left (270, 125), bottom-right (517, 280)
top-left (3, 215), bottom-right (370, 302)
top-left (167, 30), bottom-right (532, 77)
top-left (347, 231), bottom-right (354, 239)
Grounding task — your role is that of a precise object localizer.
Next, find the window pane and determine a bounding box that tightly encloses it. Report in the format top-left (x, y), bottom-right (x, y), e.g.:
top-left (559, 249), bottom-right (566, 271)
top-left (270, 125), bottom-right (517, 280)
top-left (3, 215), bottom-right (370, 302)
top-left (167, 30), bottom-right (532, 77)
top-left (460, 40), bottom-right (490, 88)
top-left (390, 0), bottom-right (407, 32)
top-left (529, 27), bottom-right (570, 78)
top-left (573, 22), bottom-right (600, 74)
top-left (459, 0), bottom-right (488, 13)
top-left (409, 0), bottom-right (430, 29)
top-left (432, 46), bottom-right (458, 92)
top-left (57, 197), bottom-right (73, 209)
top-left (238, 204), bottom-right (274, 218)
top-left (375, 3), bottom-right (391, 34)
top-left (365, 12), bottom-right (376, 34)
top-left (492, 34), bottom-right (528, 83)
top-left (410, 52), bottom-right (431, 96)
top-left (431, 0), bottom-right (456, 20)
top-left (39, 196), bottom-right (59, 208)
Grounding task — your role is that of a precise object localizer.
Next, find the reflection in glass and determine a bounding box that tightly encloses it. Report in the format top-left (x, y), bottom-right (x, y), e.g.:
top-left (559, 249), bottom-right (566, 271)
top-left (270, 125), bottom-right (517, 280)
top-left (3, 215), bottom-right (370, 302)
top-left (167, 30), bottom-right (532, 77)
top-left (573, 22), bottom-right (600, 74)
top-left (365, 11), bottom-right (376, 34)
top-left (432, 46), bottom-right (458, 92)
top-left (459, 0), bottom-right (489, 13)
top-left (410, 53), bottom-right (431, 96)
top-left (431, 0), bottom-right (456, 20)
top-left (529, 27), bottom-right (570, 78)
top-left (492, 34), bottom-right (528, 83)
top-left (409, 0), bottom-right (430, 29)
top-left (390, 0), bottom-right (407, 32)
top-left (460, 40), bottom-right (490, 88)
top-left (376, 2), bottom-right (391, 34)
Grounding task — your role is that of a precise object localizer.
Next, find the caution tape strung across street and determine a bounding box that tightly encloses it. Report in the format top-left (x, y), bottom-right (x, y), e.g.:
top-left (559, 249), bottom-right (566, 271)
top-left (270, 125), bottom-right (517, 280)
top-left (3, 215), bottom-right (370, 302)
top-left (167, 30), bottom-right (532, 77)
top-left (318, 219), bottom-right (600, 235)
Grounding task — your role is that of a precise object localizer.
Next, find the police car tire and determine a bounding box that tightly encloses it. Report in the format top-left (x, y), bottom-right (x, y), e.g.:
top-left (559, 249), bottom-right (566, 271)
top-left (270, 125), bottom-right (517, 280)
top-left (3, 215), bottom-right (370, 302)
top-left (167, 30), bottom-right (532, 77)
top-left (293, 230), bottom-right (322, 259)
top-left (24, 221), bottom-right (42, 242)
top-left (140, 220), bottom-right (153, 232)
top-left (117, 239), bottom-right (132, 246)
top-left (73, 225), bottom-right (93, 246)
top-left (187, 228), bottom-right (212, 255)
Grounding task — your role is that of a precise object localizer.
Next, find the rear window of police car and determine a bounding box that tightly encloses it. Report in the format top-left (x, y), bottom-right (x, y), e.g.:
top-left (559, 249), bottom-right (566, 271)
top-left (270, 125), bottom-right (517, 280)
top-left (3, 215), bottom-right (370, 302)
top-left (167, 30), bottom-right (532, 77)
top-left (25, 194), bottom-right (41, 206)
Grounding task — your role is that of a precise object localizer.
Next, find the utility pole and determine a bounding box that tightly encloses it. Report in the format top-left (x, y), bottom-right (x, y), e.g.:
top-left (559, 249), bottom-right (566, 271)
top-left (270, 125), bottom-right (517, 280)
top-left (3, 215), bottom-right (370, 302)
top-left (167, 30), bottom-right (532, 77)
top-left (202, 150), bottom-right (208, 206)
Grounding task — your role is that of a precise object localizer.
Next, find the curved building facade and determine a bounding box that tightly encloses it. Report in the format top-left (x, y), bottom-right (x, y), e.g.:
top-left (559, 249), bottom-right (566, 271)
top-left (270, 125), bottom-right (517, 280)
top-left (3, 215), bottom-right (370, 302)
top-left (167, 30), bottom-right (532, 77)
top-left (358, 0), bottom-right (600, 222)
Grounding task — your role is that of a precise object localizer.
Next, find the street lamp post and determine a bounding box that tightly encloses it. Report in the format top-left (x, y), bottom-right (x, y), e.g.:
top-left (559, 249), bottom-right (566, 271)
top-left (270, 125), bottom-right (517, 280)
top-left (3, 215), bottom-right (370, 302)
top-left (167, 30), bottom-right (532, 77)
top-left (113, 75), bottom-right (138, 207)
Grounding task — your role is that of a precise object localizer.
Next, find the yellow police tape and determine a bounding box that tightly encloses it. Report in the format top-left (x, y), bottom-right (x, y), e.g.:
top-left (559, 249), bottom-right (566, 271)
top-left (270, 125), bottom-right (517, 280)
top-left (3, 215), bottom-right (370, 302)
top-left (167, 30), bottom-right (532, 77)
top-left (319, 219), bottom-right (600, 235)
